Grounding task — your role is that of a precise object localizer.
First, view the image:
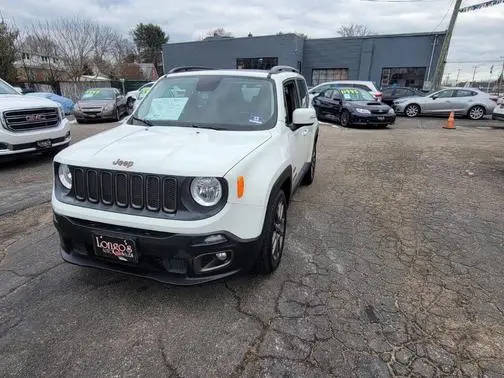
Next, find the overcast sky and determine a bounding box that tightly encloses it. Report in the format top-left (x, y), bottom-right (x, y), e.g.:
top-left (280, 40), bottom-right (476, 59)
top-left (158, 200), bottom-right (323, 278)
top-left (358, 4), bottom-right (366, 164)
top-left (3, 0), bottom-right (504, 82)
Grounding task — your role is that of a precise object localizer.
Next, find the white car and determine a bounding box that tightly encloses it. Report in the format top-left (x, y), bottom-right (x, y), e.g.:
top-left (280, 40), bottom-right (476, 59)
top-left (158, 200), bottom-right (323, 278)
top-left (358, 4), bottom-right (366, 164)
top-left (493, 97), bottom-right (504, 121)
top-left (125, 82), bottom-right (155, 109)
top-left (0, 78), bottom-right (71, 158)
top-left (52, 66), bottom-right (319, 285)
top-left (309, 80), bottom-right (382, 103)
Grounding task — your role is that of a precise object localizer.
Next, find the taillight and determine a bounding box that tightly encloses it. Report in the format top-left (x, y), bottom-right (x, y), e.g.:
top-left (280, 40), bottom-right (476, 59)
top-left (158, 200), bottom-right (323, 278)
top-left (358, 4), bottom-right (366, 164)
top-left (375, 92), bottom-right (383, 99)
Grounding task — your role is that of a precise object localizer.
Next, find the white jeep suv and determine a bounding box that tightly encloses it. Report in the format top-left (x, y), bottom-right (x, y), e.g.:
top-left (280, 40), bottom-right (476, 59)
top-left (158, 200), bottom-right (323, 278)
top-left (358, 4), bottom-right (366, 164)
top-left (52, 66), bottom-right (318, 285)
top-left (0, 78), bottom-right (71, 158)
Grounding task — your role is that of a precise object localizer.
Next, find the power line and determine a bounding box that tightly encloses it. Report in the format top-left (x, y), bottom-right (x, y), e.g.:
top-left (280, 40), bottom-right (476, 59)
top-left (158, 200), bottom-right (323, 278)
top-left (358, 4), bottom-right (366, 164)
top-left (432, 0), bottom-right (455, 32)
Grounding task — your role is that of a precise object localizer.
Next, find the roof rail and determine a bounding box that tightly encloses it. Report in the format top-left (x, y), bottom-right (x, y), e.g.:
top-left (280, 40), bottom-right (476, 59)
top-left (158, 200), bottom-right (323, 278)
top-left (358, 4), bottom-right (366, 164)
top-left (168, 66), bottom-right (216, 74)
top-left (267, 65), bottom-right (299, 78)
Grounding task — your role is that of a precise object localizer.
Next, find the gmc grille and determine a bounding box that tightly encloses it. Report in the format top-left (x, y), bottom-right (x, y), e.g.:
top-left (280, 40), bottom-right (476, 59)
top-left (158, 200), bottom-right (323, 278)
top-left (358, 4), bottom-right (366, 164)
top-left (71, 167), bottom-right (177, 213)
top-left (3, 108), bottom-right (60, 131)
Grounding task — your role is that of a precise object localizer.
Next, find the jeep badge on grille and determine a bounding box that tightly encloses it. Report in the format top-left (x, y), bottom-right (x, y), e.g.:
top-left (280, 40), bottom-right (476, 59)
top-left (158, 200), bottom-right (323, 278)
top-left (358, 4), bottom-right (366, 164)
top-left (113, 159), bottom-right (134, 168)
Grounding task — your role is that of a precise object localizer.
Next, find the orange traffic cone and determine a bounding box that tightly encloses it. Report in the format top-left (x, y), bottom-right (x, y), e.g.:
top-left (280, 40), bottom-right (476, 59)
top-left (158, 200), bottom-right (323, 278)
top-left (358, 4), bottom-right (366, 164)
top-left (443, 112), bottom-right (456, 129)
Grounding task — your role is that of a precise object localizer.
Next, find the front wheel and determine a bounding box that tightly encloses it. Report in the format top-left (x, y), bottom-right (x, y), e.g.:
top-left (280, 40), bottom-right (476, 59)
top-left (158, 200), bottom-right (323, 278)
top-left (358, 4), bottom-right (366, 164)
top-left (405, 104), bottom-right (420, 118)
top-left (340, 110), bottom-right (351, 127)
top-left (468, 105), bottom-right (485, 120)
top-left (302, 143), bottom-right (316, 185)
top-left (256, 190), bottom-right (287, 274)
top-left (113, 108), bottom-right (120, 122)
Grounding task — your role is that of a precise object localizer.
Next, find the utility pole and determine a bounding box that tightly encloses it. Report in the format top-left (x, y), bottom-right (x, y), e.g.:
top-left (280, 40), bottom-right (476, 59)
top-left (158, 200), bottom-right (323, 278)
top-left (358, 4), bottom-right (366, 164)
top-left (499, 56), bottom-right (504, 96)
top-left (432, 0), bottom-right (463, 90)
top-left (455, 68), bottom-right (461, 85)
top-left (472, 65), bottom-right (478, 86)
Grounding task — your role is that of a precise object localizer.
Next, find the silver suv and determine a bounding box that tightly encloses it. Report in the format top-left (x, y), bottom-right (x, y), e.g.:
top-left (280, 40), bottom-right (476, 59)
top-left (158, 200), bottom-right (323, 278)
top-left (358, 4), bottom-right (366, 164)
top-left (393, 88), bottom-right (496, 120)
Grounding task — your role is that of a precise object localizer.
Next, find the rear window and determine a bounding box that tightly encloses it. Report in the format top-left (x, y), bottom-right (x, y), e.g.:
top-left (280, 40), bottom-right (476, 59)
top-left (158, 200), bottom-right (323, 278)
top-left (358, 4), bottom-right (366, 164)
top-left (134, 75), bottom-right (277, 131)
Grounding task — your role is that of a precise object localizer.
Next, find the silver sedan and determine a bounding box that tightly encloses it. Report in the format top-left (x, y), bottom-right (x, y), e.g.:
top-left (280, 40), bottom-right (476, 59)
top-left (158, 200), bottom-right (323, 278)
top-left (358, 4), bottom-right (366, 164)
top-left (393, 88), bottom-right (496, 120)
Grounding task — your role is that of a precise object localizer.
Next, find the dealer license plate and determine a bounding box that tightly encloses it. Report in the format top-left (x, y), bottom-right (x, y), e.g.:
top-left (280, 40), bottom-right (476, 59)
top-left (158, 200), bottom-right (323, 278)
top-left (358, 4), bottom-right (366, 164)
top-left (92, 234), bottom-right (138, 263)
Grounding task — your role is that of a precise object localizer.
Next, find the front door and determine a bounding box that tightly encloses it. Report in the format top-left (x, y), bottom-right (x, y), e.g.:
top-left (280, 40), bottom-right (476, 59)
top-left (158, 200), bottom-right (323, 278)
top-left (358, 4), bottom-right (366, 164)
top-left (428, 89), bottom-right (456, 114)
top-left (284, 80), bottom-right (308, 184)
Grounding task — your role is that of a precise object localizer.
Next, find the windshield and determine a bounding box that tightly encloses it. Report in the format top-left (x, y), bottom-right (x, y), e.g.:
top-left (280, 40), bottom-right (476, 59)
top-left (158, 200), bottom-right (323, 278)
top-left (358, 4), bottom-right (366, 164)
top-left (133, 75), bottom-right (276, 130)
top-left (0, 80), bottom-right (19, 95)
top-left (81, 88), bottom-right (115, 100)
top-left (339, 88), bottom-right (374, 101)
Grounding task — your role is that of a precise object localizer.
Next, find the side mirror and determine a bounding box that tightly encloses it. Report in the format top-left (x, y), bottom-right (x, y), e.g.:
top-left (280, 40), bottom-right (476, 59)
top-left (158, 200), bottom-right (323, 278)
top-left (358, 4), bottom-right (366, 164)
top-left (293, 108), bottom-right (316, 126)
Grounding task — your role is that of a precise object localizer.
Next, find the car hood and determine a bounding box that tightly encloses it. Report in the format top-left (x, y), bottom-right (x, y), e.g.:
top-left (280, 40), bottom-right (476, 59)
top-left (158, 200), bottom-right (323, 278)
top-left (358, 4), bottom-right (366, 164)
top-left (77, 99), bottom-right (114, 107)
top-left (0, 94), bottom-right (59, 111)
top-left (56, 124), bottom-right (272, 177)
top-left (348, 101), bottom-right (391, 111)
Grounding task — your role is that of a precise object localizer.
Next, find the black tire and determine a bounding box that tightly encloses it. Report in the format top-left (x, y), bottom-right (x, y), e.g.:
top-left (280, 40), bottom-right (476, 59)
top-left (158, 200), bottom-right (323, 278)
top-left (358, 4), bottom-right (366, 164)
top-left (468, 105), bottom-right (485, 120)
top-left (302, 143), bottom-right (316, 185)
top-left (340, 110), bottom-right (351, 127)
top-left (404, 104), bottom-right (420, 118)
top-left (255, 190), bottom-right (287, 274)
top-left (113, 108), bottom-right (120, 122)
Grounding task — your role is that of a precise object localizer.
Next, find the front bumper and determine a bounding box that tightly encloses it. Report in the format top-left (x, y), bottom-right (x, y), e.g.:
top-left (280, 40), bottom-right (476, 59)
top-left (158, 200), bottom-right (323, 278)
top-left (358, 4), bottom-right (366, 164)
top-left (493, 107), bottom-right (504, 121)
top-left (350, 112), bottom-right (396, 125)
top-left (54, 213), bottom-right (262, 285)
top-left (74, 108), bottom-right (115, 120)
top-left (0, 118), bottom-right (71, 156)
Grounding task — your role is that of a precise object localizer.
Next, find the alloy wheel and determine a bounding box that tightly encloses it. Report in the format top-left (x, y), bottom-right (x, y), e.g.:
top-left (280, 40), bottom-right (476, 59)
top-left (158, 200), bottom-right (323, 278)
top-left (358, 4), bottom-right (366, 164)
top-left (405, 105), bottom-right (419, 117)
top-left (271, 198), bottom-right (286, 262)
top-left (469, 106), bottom-right (484, 120)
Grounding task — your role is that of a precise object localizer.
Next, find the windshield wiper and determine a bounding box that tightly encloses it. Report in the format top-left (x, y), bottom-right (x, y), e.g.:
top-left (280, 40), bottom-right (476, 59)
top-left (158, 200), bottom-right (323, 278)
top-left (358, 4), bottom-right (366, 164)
top-left (191, 124), bottom-right (225, 131)
top-left (131, 116), bottom-right (153, 126)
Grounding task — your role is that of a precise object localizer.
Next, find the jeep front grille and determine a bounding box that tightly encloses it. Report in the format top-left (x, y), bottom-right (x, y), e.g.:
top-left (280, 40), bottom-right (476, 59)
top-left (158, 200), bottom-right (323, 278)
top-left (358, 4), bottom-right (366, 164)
top-left (71, 167), bottom-right (177, 213)
top-left (3, 108), bottom-right (60, 131)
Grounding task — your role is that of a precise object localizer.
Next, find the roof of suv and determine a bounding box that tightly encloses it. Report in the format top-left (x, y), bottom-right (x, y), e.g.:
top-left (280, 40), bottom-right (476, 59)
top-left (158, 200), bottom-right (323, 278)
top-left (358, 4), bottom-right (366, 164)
top-left (165, 69), bottom-right (302, 80)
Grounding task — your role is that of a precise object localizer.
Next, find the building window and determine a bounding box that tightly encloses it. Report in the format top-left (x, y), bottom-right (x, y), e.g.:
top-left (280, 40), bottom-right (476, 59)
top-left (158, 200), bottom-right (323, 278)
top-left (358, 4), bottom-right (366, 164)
top-left (381, 67), bottom-right (426, 89)
top-left (236, 57), bottom-right (278, 70)
top-left (53, 58), bottom-right (59, 64)
top-left (311, 68), bottom-right (348, 86)
top-left (41, 56), bottom-right (49, 63)
top-left (22, 53), bottom-right (30, 60)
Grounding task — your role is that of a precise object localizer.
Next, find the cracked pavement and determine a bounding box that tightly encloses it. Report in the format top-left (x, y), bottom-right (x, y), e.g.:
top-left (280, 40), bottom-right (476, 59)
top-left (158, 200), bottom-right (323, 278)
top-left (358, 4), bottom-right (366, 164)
top-left (1, 117), bottom-right (503, 377)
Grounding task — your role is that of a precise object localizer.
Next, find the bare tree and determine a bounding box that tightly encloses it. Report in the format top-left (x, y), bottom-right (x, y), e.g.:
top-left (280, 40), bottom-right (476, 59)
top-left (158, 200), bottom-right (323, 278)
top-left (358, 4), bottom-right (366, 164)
top-left (0, 17), bottom-right (19, 83)
top-left (22, 17), bottom-right (135, 82)
top-left (337, 24), bottom-right (373, 37)
top-left (201, 28), bottom-right (233, 40)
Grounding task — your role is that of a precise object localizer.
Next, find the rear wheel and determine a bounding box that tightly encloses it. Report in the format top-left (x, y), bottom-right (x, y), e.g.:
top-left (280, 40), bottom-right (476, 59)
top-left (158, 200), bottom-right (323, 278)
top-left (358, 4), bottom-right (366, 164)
top-left (405, 104), bottom-right (420, 118)
top-left (256, 190), bottom-right (287, 274)
top-left (468, 105), bottom-right (485, 120)
top-left (340, 110), bottom-right (351, 127)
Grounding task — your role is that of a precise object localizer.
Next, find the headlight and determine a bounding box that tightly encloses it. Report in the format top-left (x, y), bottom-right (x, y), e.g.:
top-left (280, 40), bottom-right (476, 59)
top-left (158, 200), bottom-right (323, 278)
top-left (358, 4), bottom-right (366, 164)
top-left (355, 108), bottom-right (371, 115)
top-left (388, 108), bottom-right (395, 114)
top-left (58, 164), bottom-right (72, 190)
top-left (104, 104), bottom-right (114, 112)
top-left (190, 177), bottom-right (222, 206)
top-left (74, 103), bottom-right (80, 111)
top-left (57, 105), bottom-right (64, 120)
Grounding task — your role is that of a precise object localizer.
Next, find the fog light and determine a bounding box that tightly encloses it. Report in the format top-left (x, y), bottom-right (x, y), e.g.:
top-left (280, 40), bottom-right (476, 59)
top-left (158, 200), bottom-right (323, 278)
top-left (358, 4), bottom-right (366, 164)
top-left (216, 252), bottom-right (228, 261)
top-left (203, 234), bottom-right (227, 245)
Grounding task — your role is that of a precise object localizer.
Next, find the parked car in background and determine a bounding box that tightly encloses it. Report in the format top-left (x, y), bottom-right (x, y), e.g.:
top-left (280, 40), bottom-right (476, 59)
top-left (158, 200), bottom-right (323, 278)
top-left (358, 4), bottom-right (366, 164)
top-left (0, 77), bottom-right (71, 158)
top-left (125, 81), bottom-right (155, 109)
top-left (73, 88), bottom-right (127, 123)
top-left (492, 97), bottom-right (504, 121)
top-left (313, 87), bottom-right (395, 127)
top-left (393, 88), bottom-right (496, 120)
top-left (132, 82), bottom-right (156, 110)
top-left (309, 80), bottom-right (382, 103)
top-left (381, 87), bottom-right (425, 106)
top-left (26, 92), bottom-right (75, 115)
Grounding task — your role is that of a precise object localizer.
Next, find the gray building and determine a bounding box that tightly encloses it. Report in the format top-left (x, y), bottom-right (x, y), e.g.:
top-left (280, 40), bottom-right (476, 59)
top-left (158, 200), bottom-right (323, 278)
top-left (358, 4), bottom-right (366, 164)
top-left (162, 32), bottom-right (446, 90)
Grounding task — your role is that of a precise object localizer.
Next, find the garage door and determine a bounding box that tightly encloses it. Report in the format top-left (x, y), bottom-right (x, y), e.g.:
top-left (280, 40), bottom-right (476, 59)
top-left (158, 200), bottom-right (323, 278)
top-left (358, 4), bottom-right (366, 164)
top-left (312, 69), bottom-right (348, 86)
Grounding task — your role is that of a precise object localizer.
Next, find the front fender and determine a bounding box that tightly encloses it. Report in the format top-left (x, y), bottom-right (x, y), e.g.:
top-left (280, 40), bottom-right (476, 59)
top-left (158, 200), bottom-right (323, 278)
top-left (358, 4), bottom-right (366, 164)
top-left (224, 132), bottom-right (291, 209)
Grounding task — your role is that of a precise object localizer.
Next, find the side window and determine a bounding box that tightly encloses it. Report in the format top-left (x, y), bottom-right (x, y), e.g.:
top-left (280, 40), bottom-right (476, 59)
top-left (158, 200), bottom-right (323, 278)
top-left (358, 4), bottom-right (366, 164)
top-left (324, 90), bottom-right (333, 98)
top-left (332, 90), bottom-right (341, 100)
top-left (436, 90), bottom-right (455, 98)
top-left (283, 80), bottom-right (300, 125)
top-left (296, 79), bottom-right (309, 108)
top-left (313, 84), bottom-right (329, 94)
top-left (456, 90), bottom-right (474, 97)
top-left (395, 88), bottom-right (410, 97)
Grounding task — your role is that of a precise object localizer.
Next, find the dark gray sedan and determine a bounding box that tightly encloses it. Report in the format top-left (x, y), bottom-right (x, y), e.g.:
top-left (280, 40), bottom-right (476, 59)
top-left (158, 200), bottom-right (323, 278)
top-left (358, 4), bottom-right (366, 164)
top-left (74, 88), bottom-right (127, 123)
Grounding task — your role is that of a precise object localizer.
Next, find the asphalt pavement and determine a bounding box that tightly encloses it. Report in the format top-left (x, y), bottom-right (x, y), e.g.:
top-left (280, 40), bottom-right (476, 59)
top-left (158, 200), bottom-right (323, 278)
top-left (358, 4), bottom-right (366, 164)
top-left (1, 116), bottom-right (504, 377)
